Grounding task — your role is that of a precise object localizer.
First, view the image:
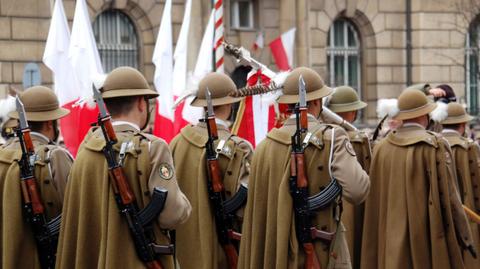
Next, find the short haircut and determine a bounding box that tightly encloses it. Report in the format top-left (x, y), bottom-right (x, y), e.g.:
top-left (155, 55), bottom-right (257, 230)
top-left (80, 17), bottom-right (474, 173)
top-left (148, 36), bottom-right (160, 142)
top-left (29, 121), bottom-right (46, 133)
top-left (442, 123), bottom-right (462, 130)
top-left (104, 96), bottom-right (138, 117)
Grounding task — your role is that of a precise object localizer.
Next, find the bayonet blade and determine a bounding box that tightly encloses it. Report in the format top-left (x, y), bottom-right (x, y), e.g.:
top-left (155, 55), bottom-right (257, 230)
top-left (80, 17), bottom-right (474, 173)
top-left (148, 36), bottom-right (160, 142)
top-left (16, 96), bottom-right (28, 129)
top-left (206, 87), bottom-right (214, 117)
top-left (299, 75), bottom-right (306, 108)
top-left (92, 85), bottom-right (109, 118)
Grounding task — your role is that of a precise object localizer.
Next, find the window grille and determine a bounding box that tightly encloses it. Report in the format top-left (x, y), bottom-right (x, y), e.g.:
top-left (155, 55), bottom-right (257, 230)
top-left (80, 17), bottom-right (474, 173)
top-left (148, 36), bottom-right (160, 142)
top-left (93, 10), bottom-right (139, 72)
top-left (466, 28), bottom-right (479, 115)
top-left (327, 19), bottom-right (361, 97)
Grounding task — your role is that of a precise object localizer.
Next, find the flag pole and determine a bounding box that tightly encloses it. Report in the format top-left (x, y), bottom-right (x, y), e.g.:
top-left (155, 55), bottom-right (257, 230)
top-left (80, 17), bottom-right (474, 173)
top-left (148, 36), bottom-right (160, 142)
top-left (213, 0), bottom-right (224, 72)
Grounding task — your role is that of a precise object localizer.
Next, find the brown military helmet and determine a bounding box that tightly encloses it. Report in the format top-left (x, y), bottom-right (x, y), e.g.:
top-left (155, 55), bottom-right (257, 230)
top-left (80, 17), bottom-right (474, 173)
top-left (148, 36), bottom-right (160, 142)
top-left (190, 72), bottom-right (243, 107)
top-left (441, 103), bottom-right (474, 124)
top-left (8, 86), bottom-right (70, 121)
top-left (328, 86), bottom-right (367, 113)
top-left (101, 66), bottom-right (159, 99)
top-left (277, 67), bottom-right (332, 104)
top-left (393, 89), bottom-right (437, 120)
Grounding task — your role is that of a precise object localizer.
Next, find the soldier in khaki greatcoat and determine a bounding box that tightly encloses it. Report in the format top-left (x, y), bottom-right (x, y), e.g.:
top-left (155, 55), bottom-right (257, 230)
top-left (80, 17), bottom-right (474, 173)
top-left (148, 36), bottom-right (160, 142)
top-left (238, 67), bottom-right (370, 269)
top-left (326, 86), bottom-right (371, 269)
top-left (0, 86), bottom-right (73, 269)
top-left (170, 72), bottom-right (253, 269)
top-left (440, 102), bottom-right (480, 269)
top-left (55, 67), bottom-right (191, 269)
top-left (361, 89), bottom-right (476, 269)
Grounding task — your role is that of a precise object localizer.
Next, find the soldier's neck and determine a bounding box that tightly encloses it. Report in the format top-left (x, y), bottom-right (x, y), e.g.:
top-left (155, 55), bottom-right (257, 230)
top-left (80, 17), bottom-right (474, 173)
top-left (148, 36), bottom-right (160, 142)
top-left (111, 115), bottom-right (142, 130)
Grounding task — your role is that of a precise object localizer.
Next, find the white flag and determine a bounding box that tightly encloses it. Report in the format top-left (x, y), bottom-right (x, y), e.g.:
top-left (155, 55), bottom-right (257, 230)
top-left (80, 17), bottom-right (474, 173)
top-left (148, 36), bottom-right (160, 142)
top-left (172, 0), bottom-right (191, 97)
top-left (68, 0), bottom-right (103, 101)
top-left (153, 0), bottom-right (174, 120)
top-left (182, 9), bottom-right (215, 124)
top-left (43, 0), bottom-right (78, 105)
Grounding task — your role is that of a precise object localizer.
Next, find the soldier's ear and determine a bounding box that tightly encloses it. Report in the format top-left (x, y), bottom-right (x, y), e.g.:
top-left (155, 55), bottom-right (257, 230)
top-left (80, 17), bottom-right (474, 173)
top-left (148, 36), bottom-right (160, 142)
top-left (136, 96), bottom-right (146, 112)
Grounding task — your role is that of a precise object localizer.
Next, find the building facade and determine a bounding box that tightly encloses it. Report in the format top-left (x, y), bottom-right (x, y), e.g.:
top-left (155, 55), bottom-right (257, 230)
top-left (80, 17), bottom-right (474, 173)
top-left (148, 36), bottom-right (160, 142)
top-left (0, 0), bottom-right (478, 122)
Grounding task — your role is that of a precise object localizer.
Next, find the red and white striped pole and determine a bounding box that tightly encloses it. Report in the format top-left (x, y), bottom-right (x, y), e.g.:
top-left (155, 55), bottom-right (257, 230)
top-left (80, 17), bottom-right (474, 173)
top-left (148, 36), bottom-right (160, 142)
top-left (213, 0), bottom-right (224, 72)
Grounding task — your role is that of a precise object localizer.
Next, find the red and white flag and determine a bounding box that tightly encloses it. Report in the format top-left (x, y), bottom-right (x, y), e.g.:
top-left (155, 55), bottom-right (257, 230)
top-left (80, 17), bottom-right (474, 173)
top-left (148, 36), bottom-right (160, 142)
top-left (43, 0), bottom-right (103, 156)
top-left (269, 27), bottom-right (296, 71)
top-left (153, 0), bottom-right (192, 139)
top-left (178, 9), bottom-right (215, 125)
top-left (252, 31), bottom-right (264, 51)
top-left (43, 0), bottom-right (78, 105)
top-left (152, 0), bottom-right (175, 142)
top-left (232, 70), bottom-right (280, 146)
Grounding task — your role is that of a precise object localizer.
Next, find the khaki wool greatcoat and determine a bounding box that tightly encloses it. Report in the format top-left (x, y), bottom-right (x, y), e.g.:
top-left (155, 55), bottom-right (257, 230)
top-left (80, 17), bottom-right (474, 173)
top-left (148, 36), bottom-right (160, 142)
top-left (442, 130), bottom-right (480, 268)
top-left (341, 130), bottom-right (371, 269)
top-left (238, 115), bottom-right (370, 269)
top-left (55, 123), bottom-right (191, 269)
top-left (361, 124), bottom-right (475, 269)
top-left (0, 133), bottom-right (72, 269)
top-left (169, 121), bottom-right (253, 269)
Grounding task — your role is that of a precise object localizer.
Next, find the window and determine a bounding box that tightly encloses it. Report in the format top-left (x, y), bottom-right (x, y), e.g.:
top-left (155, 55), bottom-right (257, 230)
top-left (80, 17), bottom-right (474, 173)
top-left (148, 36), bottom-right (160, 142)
top-left (466, 25), bottom-right (479, 115)
top-left (230, 0), bottom-right (254, 29)
top-left (327, 19), bottom-right (361, 95)
top-left (93, 10), bottom-right (139, 72)
top-left (22, 63), bottom-right (42, 88)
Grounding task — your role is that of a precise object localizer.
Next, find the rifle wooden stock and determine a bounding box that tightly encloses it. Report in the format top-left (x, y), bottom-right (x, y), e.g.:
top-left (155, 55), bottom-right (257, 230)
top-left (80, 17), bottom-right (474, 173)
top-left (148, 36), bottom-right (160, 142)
top-left (300, 108), bottom-right (308, 130)
top-left (303, 243), bottom-right (321, 269)
top-left (207, 117), bottom-right (218, 139)
top-left (208, 159), bottom-right (224, 193)
top-left (223, 243), bottom-right (238, 269)
top-left (22, 178), bottom-right (45, 214)
top-left (296, 154), bottom-right (308, 188)
top-left (463, 205), bottom-right (480, 224)
top-left (22, 129), bottom-right (35, 152)
top-left (101, 116), bottom-right (117, 142)
top-left (110, 166), bottom-right (135, 204)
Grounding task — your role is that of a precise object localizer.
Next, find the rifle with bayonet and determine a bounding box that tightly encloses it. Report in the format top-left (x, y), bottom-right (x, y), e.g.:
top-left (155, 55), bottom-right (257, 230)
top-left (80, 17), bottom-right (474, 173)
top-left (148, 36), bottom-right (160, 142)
top-left (203, 88), bottom-right (243, 269)
top-left (92, 86), bottom-right (172, 269)
top-left (15, 96), bottom-right (61, 269)
top-left (289, 76), bottom-right (343, 269)
top-left (289, 76), bottom-right (322, 269)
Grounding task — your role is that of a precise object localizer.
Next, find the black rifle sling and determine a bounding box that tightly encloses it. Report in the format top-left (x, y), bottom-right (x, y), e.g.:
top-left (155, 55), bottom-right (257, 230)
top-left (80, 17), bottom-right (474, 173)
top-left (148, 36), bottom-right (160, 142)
top-left (214, 134), bottom-right (248, 217)
top-left (131, 134), bottom-right (174, 253)
top-left (300, 125), bottom-right (342, 212)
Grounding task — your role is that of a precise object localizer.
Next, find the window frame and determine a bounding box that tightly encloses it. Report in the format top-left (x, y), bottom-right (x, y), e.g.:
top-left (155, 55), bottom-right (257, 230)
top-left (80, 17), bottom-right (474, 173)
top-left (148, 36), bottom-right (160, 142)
top-left (466, 27), bottom-right (479, 115)
top-left (326, 19), bottom-right (362, 98)
top-left (230, 0), bottom-right (255, 30)
top-left (93, 10), bottom-right (139, 73)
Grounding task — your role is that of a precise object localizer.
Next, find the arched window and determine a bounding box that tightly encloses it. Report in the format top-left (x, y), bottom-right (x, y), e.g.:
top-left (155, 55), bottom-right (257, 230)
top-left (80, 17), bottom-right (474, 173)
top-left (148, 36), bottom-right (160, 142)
top-left (466, 23), bottom-right (479, 115)
top-left (93, 10), bottom-right (139, 72)
top-left (327, 19), bottom-right (361, 94)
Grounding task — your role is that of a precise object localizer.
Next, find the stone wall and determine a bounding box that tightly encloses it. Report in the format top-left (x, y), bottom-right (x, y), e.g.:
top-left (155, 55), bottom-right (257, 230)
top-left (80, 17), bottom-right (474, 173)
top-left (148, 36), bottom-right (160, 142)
top-left (0, 0), bottom-right (477, 121)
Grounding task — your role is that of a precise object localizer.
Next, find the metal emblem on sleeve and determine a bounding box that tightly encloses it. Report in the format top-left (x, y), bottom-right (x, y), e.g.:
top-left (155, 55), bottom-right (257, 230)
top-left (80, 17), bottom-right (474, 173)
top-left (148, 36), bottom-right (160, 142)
top-left (159, 163), bottom-right (174, 180)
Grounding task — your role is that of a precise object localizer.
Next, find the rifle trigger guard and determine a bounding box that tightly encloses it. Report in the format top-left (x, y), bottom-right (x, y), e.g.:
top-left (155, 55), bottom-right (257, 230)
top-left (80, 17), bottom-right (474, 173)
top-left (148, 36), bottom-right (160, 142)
top-left (302, 132), bottom-right (312, 149)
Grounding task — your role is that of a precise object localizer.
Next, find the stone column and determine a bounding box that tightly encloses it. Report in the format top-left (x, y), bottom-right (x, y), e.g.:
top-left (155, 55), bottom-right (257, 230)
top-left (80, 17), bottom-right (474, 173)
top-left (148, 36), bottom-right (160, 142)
top-left (296, 0), bottom-right (309, 67)
top-left (279, 0), bottom-right (295, 32)
top-left (187, 0), bottom-right (205, 71)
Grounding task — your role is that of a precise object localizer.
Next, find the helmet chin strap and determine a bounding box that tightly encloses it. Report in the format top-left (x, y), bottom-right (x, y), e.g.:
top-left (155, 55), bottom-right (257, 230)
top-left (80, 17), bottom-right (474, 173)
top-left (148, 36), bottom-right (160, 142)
top-left (140, 98), bottom-right (151, 131)
top-left (52, 120), bottom-right (60, 143)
